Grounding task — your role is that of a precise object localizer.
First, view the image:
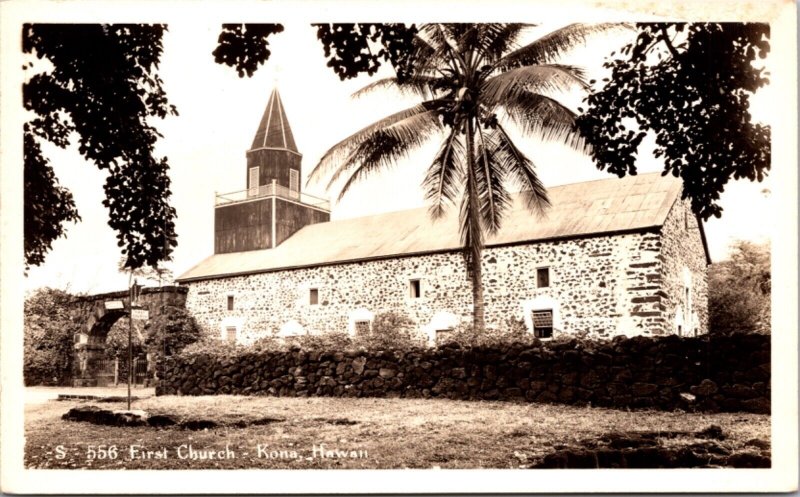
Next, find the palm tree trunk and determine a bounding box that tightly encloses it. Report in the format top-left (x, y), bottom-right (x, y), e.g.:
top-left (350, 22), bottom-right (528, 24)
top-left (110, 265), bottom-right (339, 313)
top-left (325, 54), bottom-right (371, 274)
top-left (465, 118), bottom-right (486, 332)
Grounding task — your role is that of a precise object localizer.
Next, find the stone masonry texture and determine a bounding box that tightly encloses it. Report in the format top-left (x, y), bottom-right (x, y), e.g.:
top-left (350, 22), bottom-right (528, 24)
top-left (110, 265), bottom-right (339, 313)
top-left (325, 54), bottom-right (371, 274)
top-left (182, 197), bottom-right (708, 342)
top-left (157, 333), bottom-right (770, 414)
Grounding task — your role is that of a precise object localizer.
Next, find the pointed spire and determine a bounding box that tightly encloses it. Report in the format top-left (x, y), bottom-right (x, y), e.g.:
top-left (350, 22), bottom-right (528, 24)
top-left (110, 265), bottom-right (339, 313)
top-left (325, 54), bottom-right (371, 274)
top-left (249, 88), bottom-right (299, 153)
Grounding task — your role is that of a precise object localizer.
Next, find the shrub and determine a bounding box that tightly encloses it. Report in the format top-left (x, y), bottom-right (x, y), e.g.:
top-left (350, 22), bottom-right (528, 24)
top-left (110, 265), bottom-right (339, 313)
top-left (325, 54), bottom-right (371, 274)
top-left (105, 305), bottom-right (204, 360)
top-left (145, 305), bottom-right (205, 357)
top-left (290, 331), bottom-right (353, 351)
top-left (354, 311), bottom-right (427, 349)
top-left (438, 318), bottom-right (539, 348)
top-left (179, 337), bottom-right (246, 357)
top-left (24, 288), bottom-right (81, 385)
top-left (709, 240), bottom-right (770, 334)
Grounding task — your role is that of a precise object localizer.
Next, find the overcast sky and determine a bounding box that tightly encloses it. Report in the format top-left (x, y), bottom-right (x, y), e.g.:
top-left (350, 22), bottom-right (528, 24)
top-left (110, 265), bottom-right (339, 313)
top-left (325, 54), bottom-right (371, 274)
top-left (21, 21), bottom-right (775, 295)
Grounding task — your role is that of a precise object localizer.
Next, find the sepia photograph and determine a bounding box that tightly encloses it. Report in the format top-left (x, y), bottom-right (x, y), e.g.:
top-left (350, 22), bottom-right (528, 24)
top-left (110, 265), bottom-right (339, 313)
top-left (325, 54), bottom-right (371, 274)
top-left (0, 0), bottom-right (796, 494)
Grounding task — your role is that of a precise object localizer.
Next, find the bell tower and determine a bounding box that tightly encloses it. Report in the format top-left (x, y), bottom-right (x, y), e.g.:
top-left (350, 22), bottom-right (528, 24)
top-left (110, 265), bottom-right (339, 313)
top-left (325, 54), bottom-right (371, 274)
top-left (246, 88), bottom-right (302, 196)
top-left (213, 88), bottom-right (330, 254)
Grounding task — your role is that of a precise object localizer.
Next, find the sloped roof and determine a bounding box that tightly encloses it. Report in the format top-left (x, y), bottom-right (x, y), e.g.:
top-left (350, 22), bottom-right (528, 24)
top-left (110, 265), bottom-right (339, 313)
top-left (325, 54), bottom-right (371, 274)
top-left (249, 88), bottom-right (299, 153)
top-left (177, 172), bottom-right (699, 282)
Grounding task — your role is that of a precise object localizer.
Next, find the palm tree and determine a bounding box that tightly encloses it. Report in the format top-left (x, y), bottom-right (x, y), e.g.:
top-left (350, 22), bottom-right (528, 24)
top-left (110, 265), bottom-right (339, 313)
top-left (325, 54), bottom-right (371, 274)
top-left (309, 23), bottom-right (608, 331)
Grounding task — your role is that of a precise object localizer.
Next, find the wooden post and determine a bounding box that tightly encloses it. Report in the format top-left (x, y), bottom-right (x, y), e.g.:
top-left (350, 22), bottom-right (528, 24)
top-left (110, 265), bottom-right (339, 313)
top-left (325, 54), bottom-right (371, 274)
top-left (114, 357), bottom-right (119, 386)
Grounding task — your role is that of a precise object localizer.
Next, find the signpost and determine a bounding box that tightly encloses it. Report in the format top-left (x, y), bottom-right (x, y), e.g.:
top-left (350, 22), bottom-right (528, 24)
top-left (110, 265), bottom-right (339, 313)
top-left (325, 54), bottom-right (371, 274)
top-left (127, 280), bottom-right (144, 411)
top-left (131, 309), bottom-right (149, 321)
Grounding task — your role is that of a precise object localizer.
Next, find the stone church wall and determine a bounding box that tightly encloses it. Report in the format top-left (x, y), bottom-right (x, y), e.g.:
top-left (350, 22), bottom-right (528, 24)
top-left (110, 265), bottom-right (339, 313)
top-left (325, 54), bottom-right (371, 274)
top-left (659, 197), bottom-right (710, 335)
top-left (182, 223), bottom-right (707, 342)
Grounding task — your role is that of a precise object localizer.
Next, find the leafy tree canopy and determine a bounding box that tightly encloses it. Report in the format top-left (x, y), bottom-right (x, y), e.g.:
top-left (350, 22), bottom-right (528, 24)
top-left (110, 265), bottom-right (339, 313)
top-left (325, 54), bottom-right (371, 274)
top-left (708, 240), bottom-right (770, 334)
top-left (212, 24), bottom-right (285, 77)
top-left (23, 287), bottom-right (81, 385)
top-left (23, 22), bottom-right (415, 272)
top-left (576, 23), bottom-right (770, 220)
top-left (23, 24), bottom-right (178, 271)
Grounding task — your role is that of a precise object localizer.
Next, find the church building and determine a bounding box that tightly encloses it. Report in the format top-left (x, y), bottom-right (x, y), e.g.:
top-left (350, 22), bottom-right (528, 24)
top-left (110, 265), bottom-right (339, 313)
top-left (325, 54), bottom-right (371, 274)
top-left (176, 88), bottom-right (710, 344)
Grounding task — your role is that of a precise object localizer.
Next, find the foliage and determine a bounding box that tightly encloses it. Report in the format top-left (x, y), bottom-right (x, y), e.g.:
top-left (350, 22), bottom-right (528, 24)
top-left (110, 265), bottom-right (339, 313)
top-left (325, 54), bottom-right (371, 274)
top-left (314, 24), bottom-right (418, 80)
top-left (576, 23), bottom-right (770, 220)
top-left (180, 337), bottom-right (246, 357)
top-left (308, 23), bottom-right (610, 330)
top-left (212, 24), bottom-right (285, 77)
top-left (145, 305), bottom-right (204, 356)
top-left (23, 288), bottom-right (80, 385)
top-left (23, 24), bottom-right (178, 270)
top-left (104, 317), bottom-right (145, 359)
top-left (23, 130), bottom-right (81, 268)
top-left (438, 319), bottom-right (540, 348)
top-left (356, 311), bottom-right (427, 349)
top-left (106, 304), bottom-right (203, 358)
top-left (708, 240), bottom-right (770, 334)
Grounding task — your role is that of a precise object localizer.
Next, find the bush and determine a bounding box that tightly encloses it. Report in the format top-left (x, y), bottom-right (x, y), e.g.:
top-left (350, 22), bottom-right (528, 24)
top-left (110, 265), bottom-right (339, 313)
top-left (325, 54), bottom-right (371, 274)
top-left (289, 331), bottom-right (354, 351)
top-left (354, 311), bottom-right (427, 349)
top-left (145, 305), bottom-right (205, 357)
top-left (438, 318), bottom-right (538, 348)
top-left (105, 305), bottom-right (204, 360)
top-left (709, 240), bottom-right (770, 334)
top-left (24, 288), bottom-right (81, 385)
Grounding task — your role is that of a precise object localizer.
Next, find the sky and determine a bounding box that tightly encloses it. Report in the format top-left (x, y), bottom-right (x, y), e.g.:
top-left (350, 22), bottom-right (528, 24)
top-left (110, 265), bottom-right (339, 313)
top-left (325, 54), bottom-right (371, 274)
top-left (21, 21), bottom-right (776, 295)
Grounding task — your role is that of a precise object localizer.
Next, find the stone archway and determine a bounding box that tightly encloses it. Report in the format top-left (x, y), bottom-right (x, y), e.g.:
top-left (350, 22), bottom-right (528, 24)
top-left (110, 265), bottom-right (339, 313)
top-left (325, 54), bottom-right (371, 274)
top-left (71, 286), bottom-right (188, 386)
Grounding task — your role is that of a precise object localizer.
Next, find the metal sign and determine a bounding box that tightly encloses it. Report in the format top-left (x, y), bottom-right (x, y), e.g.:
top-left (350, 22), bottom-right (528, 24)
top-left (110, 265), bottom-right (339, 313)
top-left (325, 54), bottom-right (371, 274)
top-left (131, 309), bottom-right (149, 321)
top-left (105, 300), bottom-right (124, 310)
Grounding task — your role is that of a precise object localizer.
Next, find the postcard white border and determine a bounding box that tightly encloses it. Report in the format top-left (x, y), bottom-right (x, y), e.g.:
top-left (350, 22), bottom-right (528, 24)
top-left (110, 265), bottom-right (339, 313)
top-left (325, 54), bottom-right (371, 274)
top-left (1, 0), bottom-right (796, 494)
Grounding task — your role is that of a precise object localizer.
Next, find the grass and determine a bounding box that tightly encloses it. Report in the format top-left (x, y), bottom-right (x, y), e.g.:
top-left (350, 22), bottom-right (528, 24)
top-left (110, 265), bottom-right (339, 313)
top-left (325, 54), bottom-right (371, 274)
top-left (25, 392), bottom-right (770, 469)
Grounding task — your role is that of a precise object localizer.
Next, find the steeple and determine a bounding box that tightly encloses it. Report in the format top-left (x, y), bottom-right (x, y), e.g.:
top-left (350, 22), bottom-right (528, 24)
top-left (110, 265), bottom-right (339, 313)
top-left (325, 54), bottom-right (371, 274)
top-left (213, 85), bottom-right (330, 255)
top-left (249, 88), bottom-right (299, 154)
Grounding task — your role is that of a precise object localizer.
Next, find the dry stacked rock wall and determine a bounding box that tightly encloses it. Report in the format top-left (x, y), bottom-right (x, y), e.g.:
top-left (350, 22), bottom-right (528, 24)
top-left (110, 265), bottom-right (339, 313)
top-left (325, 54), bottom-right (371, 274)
top-left (157, 333), bottom-right (769, 414)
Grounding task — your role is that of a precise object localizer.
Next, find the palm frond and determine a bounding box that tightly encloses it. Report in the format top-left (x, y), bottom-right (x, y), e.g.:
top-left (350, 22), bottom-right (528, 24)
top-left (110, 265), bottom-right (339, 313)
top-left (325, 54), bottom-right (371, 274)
top-left (308, 100), bottom-right (442, 186)
top-left (479, 24), bottom-right (529, 62)
top-left (332, 111), bottom-right (443, 201)
top-left (499, 91), bottom-right (589, 152)
top-left (474, 125), bottom-right (513, 234)
top-left (492, 123), bottom-right (550, 216)
top-left (351, 75), bottom-right (439, 100)
top-left (496, 23), bottom-right (625, 69)
top-left (481, 64), bottom-right (588, 107)
top-left (423, 126), bottom-right (466, 219)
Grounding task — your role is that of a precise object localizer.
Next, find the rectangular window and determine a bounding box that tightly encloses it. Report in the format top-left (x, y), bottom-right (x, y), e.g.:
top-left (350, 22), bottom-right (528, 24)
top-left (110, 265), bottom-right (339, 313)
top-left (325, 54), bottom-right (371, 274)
top-left (354, 320), bottom-right (371, 337)
top-left (532, 310), bottom-right (553, 338)
top-left (537, 267), bottom-right (550, 288)
top-left (435, 329), bottom-right (453, 345)
top-left (227, 295), bottom-right (234, 311)
top-left (409, 279), bottom-right (421, 298)
top-left (289, 169), bottom-right (299, 198)
top-left (309, 288), bottom-right (319, 305)
top-left (248, 167), bottom-right (259, 196)
top-left (225, 326), bottom-right (237, 344)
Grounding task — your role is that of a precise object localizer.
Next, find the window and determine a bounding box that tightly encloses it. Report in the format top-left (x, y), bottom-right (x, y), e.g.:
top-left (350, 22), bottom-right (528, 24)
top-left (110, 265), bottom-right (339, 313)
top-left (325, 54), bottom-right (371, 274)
top-left (224, 326), bottom-right (237, 344)
top-left (354, 320), bottom-right (371, 337)
top-left (248, 167), bottom-right (259, 196)
top-left (289, 169), bottom-right (299, 198)
top-left (409, 279), bottom-right (421, 298)
top-left (537, 267), bottom-right (550, 288)
top-left (227, 295), bottom-right (234, 311)
top-left (309, 288), bottom-right (319, 305)
top-left (531, 310), bottom-right (553, 338)
top-left (435, 329), bottom-right (453, 345)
